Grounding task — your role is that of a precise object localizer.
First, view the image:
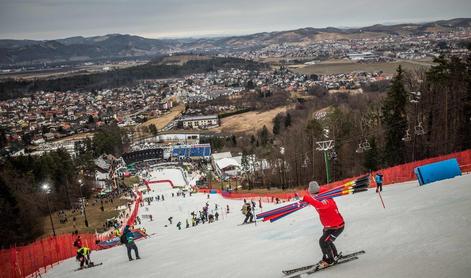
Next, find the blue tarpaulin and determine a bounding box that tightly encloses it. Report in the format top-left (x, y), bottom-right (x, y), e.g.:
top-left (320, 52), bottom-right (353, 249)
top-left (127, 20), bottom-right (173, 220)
top-left (414, 158), bottom-right (461, 185)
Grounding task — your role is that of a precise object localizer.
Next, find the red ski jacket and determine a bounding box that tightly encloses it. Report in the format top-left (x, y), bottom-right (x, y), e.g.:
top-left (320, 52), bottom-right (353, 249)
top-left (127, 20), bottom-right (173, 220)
top-left (303, 189), bottom-right (344, 229)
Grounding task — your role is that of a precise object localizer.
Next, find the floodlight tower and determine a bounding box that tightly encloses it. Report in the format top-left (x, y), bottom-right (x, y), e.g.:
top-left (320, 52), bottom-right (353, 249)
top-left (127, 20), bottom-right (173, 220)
top-left (42, 183), bottom-right (56, 237)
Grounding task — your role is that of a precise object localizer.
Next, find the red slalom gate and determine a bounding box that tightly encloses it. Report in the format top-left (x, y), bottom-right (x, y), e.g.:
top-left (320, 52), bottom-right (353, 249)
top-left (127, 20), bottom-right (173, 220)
top-left (144, 180), bottom-right (175, 191)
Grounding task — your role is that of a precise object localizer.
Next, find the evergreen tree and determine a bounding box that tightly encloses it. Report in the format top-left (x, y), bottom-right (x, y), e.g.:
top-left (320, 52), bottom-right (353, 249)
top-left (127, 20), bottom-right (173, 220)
top-left (231, 135), bottom-right (237, 146)
top-left (148, 124), bottom-right (158, 136)
top-left (92, 123), bottom-right (124, 157)
top-left (0, 176), bottom-right (43, 247)
top-left (250, 135), bottom-right (256, 145)
top-left (259, 126), bottom-right (270, 146)
top-left (284, 113), bottom-right (292, 128)
top-left (273, 115), bottom-right (281, 135)
top-left (382, 66), bottom-right (408, 166)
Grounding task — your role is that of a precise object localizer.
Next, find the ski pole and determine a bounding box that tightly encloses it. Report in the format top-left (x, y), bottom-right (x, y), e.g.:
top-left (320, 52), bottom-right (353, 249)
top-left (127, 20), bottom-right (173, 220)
top-left (377, 191), bottom-right (386, 209)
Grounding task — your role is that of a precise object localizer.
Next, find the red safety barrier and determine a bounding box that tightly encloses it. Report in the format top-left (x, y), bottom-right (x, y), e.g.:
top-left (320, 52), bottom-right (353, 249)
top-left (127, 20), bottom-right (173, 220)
top-left (0, 233), bottom-right (97, 278)
top-left (199, 149), bottom-right (471, 202)
top-left (126, 191), bottom-right (143, 227)
top-left (144, 179), bottom-right (175, 191)
top-left (370, 149), bottom-right (471, 186)
top-left (0, 190), bottom-right (144, 278)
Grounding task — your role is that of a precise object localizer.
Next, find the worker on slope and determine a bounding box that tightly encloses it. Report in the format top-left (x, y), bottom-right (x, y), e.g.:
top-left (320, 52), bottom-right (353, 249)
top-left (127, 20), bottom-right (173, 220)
top-left (76, 246), bottom-right (93, 269)
top-left (113, 224), bottom-right (121, 237)
top-left (302, 181), bottom-right (345, 269)
top-left (122, 225), bottom-right (141, 261)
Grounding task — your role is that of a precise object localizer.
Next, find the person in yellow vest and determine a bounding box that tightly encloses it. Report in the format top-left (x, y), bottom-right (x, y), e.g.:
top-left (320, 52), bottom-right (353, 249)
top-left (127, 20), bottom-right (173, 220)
top-left (114, 225), bottom-right (121, 237)
top-left (76, 246), bottom-right (93, 269)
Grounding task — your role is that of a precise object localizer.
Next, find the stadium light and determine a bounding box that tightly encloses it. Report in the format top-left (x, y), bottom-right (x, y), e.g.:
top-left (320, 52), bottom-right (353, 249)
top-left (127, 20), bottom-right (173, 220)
top-left (78, 179), bottom-right (89, 227)
top-left (42, 183), bottom-right (56, 236)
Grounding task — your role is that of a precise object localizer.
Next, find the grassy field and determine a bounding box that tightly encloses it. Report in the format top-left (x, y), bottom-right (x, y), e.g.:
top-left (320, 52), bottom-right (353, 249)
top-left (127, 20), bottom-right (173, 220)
top-left (212, 105), bottom-right (292, 134)
top-left (139, 104), bottom-right (185, 130)
top-left (158, 55), bottom-right (210, 66)
top-left (0, 62), bottom-right (146, 81)
top-left (41, 197), bottom-right (129, 236)
top-left (292, 59), bottom-right (435, 75)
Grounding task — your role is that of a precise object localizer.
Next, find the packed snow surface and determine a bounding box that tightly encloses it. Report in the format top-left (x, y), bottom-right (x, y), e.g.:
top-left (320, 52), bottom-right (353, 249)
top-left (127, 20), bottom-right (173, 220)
top-left (45, 174), bottom-right (471, 278)
top-left (147, 167), bottom-right (188, 187)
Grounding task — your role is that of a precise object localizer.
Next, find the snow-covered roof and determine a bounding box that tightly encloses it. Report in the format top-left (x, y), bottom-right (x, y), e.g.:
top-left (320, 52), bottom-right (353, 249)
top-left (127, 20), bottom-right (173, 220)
top-left (211, 152), bottom-right (232, 161)
top-left (94, 155), bottom-right (110, 171)
top-left (95, 170), bottom-right (109, 181)
top-left (215, 157), bottom-right (240, 170)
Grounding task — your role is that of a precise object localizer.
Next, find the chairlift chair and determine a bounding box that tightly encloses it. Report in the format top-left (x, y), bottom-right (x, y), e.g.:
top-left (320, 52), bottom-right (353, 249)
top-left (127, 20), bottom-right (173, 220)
top-left (302, 154), bottom-right (310, 168)
top-left (414, 122), bottom-right (425, 136)
top-left (355, 143), bottom-right (364, 153)
top-left (328, 150), bottom-right (337, 160)
top-left (361, 140), bottom-right (371, 151)
top-left (402, 129), bottom-right (412, 142)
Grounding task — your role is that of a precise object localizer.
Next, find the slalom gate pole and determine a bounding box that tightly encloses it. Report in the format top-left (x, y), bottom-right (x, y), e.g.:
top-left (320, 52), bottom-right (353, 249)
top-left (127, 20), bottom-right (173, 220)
top-left (377, 191), bottom-right (386, 209)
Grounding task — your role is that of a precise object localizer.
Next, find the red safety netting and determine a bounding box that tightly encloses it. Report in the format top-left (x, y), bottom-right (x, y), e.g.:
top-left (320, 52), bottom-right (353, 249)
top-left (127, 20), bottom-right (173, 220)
top-left (144, 180), bottom-right (175, 191)
top-left (369, 149), bottom-right (471, 186)
top-left (126, 191), bottom-right (143, 227)
top-left (0, 190), bottom-right (144, 278)
top-left (0, 233), bottom-right (97, 278)
top-left (199, 149), bottom-right (471, 202)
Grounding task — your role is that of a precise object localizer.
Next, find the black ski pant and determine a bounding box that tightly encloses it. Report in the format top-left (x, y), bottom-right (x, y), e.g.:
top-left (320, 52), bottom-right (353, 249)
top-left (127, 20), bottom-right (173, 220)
top-left (319, 226), bottom-right (344, 263)
top-left (376, 183), bottom-right (383, 192)
top-left (243, 212), bottom-right (253, 223)
top-left (126, 241), bottom-right (140, 260)
top-left (77, 254), bottom-right (90, 267)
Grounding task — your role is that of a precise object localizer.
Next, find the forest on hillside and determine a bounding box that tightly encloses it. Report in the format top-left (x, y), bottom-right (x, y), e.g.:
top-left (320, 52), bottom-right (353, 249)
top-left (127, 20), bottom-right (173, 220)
top-left (211, 50), bottom-right (471, 188)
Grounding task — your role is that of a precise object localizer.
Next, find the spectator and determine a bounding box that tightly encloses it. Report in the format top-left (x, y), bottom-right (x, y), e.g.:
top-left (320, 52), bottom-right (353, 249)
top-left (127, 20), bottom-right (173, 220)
top-left (375, 172), bottom-right (383, 192)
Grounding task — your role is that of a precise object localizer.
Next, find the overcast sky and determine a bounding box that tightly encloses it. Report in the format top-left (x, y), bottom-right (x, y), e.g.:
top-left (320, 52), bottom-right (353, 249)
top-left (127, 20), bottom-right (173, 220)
top-left (0, 0), bottom-right (470, 40)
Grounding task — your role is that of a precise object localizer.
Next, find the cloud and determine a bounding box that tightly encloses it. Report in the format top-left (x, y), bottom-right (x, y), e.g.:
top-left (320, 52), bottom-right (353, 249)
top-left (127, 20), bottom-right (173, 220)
top-left (0, 0), bottom-right (470, 39)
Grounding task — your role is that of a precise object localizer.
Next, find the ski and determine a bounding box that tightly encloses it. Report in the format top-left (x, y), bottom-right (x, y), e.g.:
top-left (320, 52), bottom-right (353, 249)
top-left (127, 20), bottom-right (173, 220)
top-left (339, 250), bottom-right (365, 259)
top-left (282, 250), bottom-right (365, 275)
top-left (237, 221), bottom-right (256, 226)
top-left (74, 262), bottom-right (103, 271)
top-left (286, 257), bottom-right (359, 278)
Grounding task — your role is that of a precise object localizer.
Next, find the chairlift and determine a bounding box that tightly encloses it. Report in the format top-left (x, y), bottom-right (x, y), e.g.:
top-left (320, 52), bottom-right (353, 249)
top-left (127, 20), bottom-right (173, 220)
top-left (355, 143), bottom-right (364, 153)
top-left (402, 129), bottom-right (412, 142)
top-left (328, 150), bottom-right (337, 160)
top-left (361, 140), bottom-right (371, 151)
top-left (302, 154), bottom-right (310, 168)
top-left (414, 122), bottom-right (425, 136)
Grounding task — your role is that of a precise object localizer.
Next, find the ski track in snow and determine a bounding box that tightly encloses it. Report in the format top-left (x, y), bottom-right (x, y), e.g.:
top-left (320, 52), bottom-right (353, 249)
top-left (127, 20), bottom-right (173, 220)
top-left (44, 172), bottom-right (471, 278)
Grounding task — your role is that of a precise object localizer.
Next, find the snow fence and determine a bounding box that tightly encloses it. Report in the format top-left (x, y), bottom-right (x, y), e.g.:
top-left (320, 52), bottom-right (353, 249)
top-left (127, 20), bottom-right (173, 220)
top-left (199, 149), bottom-right (471, 202)
top-left (0, 191), bottom-right (143, 278)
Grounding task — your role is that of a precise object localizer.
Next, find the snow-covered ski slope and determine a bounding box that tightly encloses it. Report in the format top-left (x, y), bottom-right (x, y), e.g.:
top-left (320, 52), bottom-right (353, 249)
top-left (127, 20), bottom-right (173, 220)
top-left (45, 174), bottom-right (471, 278)
top-left (147, 167), bottom-right (188, 187)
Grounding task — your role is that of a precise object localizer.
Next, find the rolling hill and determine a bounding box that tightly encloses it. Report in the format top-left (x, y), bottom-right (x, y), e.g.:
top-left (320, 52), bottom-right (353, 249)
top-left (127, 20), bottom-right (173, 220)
top-left (1, 18), bottom-right (470, 66)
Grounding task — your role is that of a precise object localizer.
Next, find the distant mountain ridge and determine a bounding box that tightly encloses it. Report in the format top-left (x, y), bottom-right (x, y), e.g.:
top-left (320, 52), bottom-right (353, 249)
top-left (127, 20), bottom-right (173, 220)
top-left (1, 18), bottom-right (470, 66)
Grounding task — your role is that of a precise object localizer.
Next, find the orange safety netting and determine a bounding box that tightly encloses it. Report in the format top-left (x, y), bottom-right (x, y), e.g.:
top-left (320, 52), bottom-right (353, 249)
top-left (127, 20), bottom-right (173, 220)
top-left (199, 149), bottom-right (471, 202)
top-left (0, 191), bottom-right (144, 278)
top-left (0, 233), bottom-right (97, 278)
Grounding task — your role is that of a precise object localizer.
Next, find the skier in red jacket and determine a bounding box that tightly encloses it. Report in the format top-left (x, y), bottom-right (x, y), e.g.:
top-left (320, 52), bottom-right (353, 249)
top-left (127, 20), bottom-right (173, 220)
top-left (303, 181), bottom-right (344, 268)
